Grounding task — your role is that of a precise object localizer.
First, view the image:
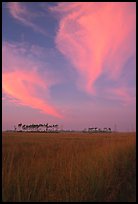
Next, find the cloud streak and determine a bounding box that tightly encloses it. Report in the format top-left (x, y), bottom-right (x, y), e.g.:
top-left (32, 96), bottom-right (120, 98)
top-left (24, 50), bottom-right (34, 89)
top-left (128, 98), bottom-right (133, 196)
top-left (2, 42), bottom-right (62, 118)
top-left (53, 2), bottom-right (136, 102)
top-left (7, 2), bottom-right (47, 36)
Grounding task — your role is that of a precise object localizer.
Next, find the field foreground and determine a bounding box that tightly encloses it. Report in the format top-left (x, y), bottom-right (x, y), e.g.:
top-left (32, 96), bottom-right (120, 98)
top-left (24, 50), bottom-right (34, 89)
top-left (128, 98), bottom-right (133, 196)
top-left (2, 132), bottom-right (136, 202)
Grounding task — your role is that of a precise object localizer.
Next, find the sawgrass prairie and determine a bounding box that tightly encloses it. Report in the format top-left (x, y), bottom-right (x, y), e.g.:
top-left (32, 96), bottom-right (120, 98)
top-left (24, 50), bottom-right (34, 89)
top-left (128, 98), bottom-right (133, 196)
top-left (2, 132), bottom-right (136, 202)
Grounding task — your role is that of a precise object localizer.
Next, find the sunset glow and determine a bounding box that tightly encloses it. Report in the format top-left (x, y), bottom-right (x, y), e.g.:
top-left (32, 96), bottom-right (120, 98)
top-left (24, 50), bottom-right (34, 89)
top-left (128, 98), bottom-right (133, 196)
top-left (2, 2), bottom-right (136, 131)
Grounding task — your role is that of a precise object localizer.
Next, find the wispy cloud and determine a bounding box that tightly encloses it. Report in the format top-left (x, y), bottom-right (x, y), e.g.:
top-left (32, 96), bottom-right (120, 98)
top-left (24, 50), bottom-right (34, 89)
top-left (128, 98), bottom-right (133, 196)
top-left (105, 86), bottom-right (136, 106)
top-left (52, 2), bottom-right (136, 103)
top-left (2, 41), bottom-right (63, 118)
top-left (7, 2), bottom-right (47, 36)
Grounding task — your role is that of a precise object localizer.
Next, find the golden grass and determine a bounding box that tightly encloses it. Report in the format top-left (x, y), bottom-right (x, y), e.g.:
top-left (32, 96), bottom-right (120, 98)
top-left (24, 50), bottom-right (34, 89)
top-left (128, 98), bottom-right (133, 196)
top-left (2, 132), bottom-right (136, 202)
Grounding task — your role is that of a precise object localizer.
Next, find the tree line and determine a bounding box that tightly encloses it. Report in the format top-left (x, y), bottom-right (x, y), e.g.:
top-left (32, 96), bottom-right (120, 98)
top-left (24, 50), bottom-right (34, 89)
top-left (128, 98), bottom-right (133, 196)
top-left (87, 127), bottom-right (112, 133)
top-left (15, 123), bottom-right (59, 132)
top-left (14, 124), bottom-right (112, 133)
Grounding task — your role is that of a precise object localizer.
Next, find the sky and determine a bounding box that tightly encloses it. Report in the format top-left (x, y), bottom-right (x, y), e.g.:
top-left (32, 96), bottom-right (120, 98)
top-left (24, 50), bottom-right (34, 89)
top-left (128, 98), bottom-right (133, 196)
top-left (2, 2), bottom-right (136, 131)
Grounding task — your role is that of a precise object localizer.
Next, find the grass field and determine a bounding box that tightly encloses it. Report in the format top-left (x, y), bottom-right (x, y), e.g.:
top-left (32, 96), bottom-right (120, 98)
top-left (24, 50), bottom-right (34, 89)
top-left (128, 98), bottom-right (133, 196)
top-left (2, 132), bottom-right (136, 202)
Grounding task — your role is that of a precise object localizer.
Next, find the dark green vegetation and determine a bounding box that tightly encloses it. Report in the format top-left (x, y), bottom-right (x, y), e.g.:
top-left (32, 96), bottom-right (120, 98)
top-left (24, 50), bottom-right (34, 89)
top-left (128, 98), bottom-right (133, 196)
top-left (2, 132), bottom-right (136, 202)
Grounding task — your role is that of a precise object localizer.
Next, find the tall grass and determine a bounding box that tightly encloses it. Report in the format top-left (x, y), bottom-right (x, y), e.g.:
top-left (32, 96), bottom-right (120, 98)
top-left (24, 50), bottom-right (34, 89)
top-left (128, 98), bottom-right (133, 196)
top-left (2, 132), bottom-right (136, 202)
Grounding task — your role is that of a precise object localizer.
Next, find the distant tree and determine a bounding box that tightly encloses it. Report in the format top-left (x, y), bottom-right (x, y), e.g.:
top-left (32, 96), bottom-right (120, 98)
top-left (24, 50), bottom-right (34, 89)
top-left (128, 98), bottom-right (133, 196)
top-left (52, 124), bottom-right (55, 131)
top-left (88, 127), bottom-right (93, 132)
top-left (18, 123), bottom-right (22, 131)
top-left (98, 128), bottom-right (101, 132)
top-left (39, 124), bottom-right (43, 131)
top-left (33, 124), bottom-right (37, 131)
top-left (48, 125), bottom-right (52, 132)
top-left (28, 124), bottom-right (32, 132)
top-left (45, 123), bottom-right (49, 132)
top-left (43, 123), bottom-right (48, 132)
top-left (36, 124), bottom-right (40, 131)
top-left (25, 125), bottom-right (28, 131)
top-left (92, 128), bottom-right (95, 132)
top-left (51, 124), bottom-right (58, 132)
top-left (54, 124), bottom-right (58, 132)
top-left (32, 124), bottom-right (38, 132)
top-left (22, 124), bottom-right (26, 131)
top-left (103, 128), bottom-right (107, 132)
top-left (95, 127), bottom-right (98, 132)
top-left (31, 124), bottom-right (35, 131)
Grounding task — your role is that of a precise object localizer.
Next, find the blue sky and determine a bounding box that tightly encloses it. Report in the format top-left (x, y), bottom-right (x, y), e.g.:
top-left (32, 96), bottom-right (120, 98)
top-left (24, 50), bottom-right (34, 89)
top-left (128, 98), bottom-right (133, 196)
top-left (2, 2), bottom-right (136, 131)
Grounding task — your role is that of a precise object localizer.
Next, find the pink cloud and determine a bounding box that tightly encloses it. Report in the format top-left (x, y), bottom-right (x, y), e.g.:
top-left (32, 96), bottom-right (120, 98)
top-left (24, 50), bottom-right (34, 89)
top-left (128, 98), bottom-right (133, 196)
top-left (2, 42), bottom-right (63, 118)
top-left (53, 2), bottom-right (136, 95)
top-left (2, 70), bottom-right (62, 118)
top-left (7, 2), bottom-right (47, 35)
top-left (103, 86), bottom-right (136, 106)
top-left (2, 41), bottom-right (60, 87)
